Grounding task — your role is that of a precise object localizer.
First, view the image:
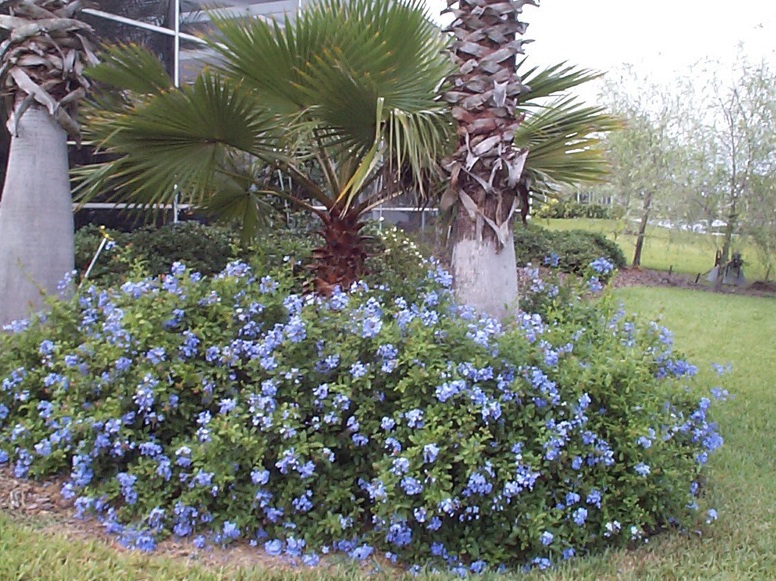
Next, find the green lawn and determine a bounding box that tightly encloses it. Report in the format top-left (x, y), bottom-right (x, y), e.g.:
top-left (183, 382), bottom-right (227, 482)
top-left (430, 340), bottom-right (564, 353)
top-left (1, 287), bottom-right (774, 579)
top-left (536, 218), bottom-right (775, 281)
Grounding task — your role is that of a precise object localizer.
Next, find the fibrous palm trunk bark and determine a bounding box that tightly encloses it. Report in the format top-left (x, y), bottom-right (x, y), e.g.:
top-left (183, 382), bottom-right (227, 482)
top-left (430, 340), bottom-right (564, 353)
top-left (443, 0), bottom-right (536, 320)
top-left (310, 210), bottom-right (370, 295)
top-left (0, 104), bottom-right (74, 326)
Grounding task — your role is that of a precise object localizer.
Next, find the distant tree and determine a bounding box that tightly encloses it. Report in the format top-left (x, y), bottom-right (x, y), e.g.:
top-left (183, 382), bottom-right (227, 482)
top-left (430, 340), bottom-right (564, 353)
top-left (704, 58), bottom-right (776, 265)
top-left (598, 71), bottom-right (688, 267)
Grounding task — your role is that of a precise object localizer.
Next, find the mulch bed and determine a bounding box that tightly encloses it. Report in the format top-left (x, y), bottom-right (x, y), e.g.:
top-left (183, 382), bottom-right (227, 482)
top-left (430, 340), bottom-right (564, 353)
top-left (612, 267), bottom-right (776, 298)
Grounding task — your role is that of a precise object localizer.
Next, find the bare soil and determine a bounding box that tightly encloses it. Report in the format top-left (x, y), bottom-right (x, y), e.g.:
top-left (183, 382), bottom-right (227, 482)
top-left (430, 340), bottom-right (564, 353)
top-left (611, 267), bottom-right (776, 298)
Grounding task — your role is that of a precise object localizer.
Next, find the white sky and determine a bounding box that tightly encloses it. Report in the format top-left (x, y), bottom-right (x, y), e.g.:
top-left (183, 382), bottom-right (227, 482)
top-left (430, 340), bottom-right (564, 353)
top-left (426, 0), bottom-right (776, 87)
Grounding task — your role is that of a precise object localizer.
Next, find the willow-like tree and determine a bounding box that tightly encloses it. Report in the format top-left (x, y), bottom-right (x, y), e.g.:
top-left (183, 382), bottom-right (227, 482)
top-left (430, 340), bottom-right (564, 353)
top-left (0, 0), bottom-right (97, 327)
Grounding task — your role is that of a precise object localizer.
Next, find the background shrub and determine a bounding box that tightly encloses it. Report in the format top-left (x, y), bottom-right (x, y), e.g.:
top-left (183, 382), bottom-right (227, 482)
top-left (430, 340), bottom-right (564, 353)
top-left (75, 221), bottom-right (427, 293)
top-left (75, 222), bottom-right (243, 286)
top-left (534, 200), bottom-right (612, 220)
top-left (0, 255), bottom-right (723, 574)
top-left (514, 223), bottom-right (627, 275)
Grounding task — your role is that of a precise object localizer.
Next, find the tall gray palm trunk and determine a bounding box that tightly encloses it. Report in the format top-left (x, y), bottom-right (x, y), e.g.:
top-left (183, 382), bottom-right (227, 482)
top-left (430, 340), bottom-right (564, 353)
top-left (0, 103), bottom-right (73, 326)
top-left (0, 0), bottom-right (97, 327)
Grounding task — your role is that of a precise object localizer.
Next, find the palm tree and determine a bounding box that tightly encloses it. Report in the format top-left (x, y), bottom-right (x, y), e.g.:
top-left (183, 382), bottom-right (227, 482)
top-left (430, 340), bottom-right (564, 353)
top-left (440, 0), bottom-right (537, 319)
top-left (441, 0), bottom-right (618, 319)
top-left (75, 0), bottom-right (453, 294)
top-left (0, 0), bottom-right (97, 327)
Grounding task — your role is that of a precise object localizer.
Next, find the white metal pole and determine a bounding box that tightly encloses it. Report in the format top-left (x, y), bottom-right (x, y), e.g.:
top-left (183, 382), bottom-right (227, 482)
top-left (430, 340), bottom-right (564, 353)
top-left (173, 0), bottom-right (181, 223)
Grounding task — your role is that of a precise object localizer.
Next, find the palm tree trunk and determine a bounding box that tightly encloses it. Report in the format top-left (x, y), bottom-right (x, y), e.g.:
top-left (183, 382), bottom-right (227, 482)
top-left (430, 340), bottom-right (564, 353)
top-left (0, 104), bottom-right (74, 326)
top-left (450, 186), bottom-right (519, 320)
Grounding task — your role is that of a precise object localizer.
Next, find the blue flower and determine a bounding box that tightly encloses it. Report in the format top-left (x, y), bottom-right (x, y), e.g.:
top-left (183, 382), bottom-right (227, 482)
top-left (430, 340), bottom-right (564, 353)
top-left (352, 433), bottom-right (369, 446)
top-left (587, 489), bottom-right (602, 508)
top-left (391, 457), bottom-right (410, 475)
top-left (401, 476), bottom-right (423, 495)
top-left (435, 380), bottom-right (464, 402)
top-left (275, 448), bottom-right (299, 474)
top-left (264, 539), bottom-right (283, 556)
top-left (532, 557), bottom-right (552, 570)
top-left (350, 362), bottom-right (368, 379)
top-left (572, 507), bottom-right (588, 526)
top-left (706, 508), bottom-right (718, 523)
top-left (38, 340), bottom-right (56, 356)
top-left (543, 253), bottom-right (560, 267)
top-left (145, 347), bottom-right (166, 364)
top-left (463, 471), bottom-right (492, 496)
top-left (219, 398), bottom-right (237, 415)
top-left (360, 316), bottom-right (382, 338)
top-left (634, 462), bottom-right (651, 477)
top-left (222, 521), bottom-right (240, 540)
top-left (251, 469), bottom-right (270, 485)
top-left (423, 443), bottom-right (440, 464)
top-left (540, 531), bottom-right (554, 546)
top-left (349, 544), bottom-right (374, 561)
top-left (589, 257), bottom-right (614, 275)
top-left (587, 277), bottom-right (603, 293)
top-left (404, 408), bottom-right (424, 428)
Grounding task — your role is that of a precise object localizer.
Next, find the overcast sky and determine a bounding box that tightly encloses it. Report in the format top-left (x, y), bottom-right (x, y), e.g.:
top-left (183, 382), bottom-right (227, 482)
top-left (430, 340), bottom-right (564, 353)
top-left (426, 0), bottom-right (776, 86)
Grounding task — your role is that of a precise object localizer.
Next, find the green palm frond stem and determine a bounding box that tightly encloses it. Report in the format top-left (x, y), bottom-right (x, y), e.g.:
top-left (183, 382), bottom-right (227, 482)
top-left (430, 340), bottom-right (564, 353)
top-left (75, 0), bottom-right (453, 294)
top-left (513, 96), bottom-right (622, 221)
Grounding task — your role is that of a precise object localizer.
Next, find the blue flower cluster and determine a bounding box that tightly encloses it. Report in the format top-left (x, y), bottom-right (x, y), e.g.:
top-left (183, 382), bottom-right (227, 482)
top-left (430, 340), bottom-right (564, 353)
top-left (0, 254), bottom-right (725, 575)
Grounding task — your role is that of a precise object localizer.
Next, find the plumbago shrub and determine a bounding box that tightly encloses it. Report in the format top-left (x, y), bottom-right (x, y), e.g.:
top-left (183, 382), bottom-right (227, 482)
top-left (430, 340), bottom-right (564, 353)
top-left (0, 258), bottom-right (725, 574)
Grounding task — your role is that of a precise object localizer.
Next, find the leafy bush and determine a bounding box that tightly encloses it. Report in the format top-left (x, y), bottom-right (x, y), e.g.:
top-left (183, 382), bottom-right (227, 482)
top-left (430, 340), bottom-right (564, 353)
top-left (74, 222), bottom-right (244, 287)
top-left (0, 256), bottom-right (724, 574)
top-left (514, 223), bottom-right (627, 276)
top-left (75, 222), bottom-right (424, 293)
top-left (534, 200), bottom-right (612, 220)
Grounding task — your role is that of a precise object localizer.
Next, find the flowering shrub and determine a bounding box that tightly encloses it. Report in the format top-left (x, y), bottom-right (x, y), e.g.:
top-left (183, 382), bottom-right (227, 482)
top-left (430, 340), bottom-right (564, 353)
top-left (0, 255), bottom-right (724, 574)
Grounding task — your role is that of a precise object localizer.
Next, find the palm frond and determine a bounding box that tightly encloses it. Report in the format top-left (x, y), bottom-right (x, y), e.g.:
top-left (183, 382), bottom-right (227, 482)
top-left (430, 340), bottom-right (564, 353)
top-left (206, 160), bottom-right (276, 243)
top-left (518, 61), bottom-right (603, 106)
top-left (514, 96), bottom-right (623, 194)
top-left (209, 0), bottom-right (453, 189)
top-left (87, 42), bottom-right (173, 94)
top-left (76, 70), bottom-right (279, 212)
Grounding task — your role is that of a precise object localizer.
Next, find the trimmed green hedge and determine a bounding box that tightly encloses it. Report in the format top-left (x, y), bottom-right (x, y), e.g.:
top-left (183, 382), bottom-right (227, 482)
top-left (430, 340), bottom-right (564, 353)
top-left (534, 200), bottom-right (612, 220)
top-left (514, 223), bottom-right (626, 274)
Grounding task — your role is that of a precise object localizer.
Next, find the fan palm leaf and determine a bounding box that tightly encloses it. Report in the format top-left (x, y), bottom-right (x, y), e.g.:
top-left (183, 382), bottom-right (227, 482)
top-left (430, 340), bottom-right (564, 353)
top-left (514, 96), bottom-right (622, 195)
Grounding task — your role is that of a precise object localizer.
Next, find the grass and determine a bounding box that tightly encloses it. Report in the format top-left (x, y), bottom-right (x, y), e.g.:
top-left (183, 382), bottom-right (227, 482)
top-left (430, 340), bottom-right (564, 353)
top-left (1, 287), bottom-right (774, 579)
top-left (536, 217), bottom-right (775, 281)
